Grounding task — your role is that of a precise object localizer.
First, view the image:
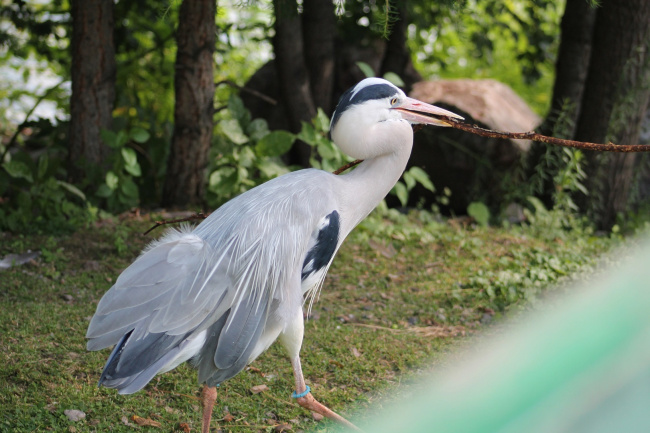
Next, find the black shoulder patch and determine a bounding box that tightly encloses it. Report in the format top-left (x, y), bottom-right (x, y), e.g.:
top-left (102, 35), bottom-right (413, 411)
top-left (301, 210), bottom-right (340, 281)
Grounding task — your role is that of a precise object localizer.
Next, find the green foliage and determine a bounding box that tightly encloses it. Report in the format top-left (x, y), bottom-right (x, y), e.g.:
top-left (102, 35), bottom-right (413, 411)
top-left (298, 108), bottom-right (354, 172)
top-left (373, 0), bottom-right (400, 39)
top-left (0, 151), bottom-right (96, 234)
top-left (95, 126), bottom-right (150, 213)
top-left (521, 196), bottom-right (591, 242)
top-left (511, 99), bottom-right (588, 229)
top-left (467, 201), bottom-right (490, 226)
top-left (391, 166), bottom-right (436, 207)
top-left (356, 61), bottom-right (405, 87)
top-left (408, 0), bottom-right (561, 114)
top-left (465, 244), bottom-right (586, 309)
top-left (207, 95), bottom-right (292, 207)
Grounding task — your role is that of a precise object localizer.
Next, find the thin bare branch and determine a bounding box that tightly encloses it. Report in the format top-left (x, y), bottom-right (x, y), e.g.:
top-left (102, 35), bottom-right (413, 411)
top-left (1, 79), bottom-right (66, 161)
top-left (215, 79), bottom-right (277, 105)
top-left (432, 115), bottom-right (650, 152)
top-left (143, 212), bottom-right (208, 235)
top-left (332, 159), bottom-right (363, 175)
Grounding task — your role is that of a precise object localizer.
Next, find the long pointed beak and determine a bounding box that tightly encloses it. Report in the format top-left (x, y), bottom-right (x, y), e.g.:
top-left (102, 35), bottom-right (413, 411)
top-left (393, 97), bottom-right (464, 127)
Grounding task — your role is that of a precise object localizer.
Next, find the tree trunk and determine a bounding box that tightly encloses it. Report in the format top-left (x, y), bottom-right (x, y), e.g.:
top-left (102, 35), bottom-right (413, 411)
top-left (525, 0), bottom-right (596, 208)
top-left (68, 0), bottom-right (115, 183)
top-left (162, 0), bottom-right (216, 208)
top-left (574, 0), bottom-right (650, 229)
top-left (380, 0), bottom-right (422, 92)
top-left (273, 0), bottom-right (316, 167)
top-left (301, 0), bottom-right (336, 113)
top-left (542, 0), bottom-right (595, 136)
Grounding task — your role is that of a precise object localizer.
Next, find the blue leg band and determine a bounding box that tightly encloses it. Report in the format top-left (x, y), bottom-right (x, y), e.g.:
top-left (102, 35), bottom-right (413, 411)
top-left (291, 385), bottom-right (311, 398)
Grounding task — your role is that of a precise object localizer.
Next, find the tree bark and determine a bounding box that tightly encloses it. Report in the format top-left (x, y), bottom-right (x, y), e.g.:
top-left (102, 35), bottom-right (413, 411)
top-left (69, 0), bottom-right (115, 183)
top-left (525, 0), bottom-right (595, 208)
top-left (162, 0), bottom-right (216, 208)
top-left (542, 0), bottom-right (595, 136)
top-left (273, 0), bottom-right (316, 167)
top-left (301, 0), bottom-right (336, 113)
top-left (574, 0), bottom-right (650, 229)
top-left (379, 1), bottom-right (422, 92)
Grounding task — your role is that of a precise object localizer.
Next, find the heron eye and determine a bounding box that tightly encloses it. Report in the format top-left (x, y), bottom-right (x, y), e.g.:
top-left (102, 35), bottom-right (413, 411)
top-left (391, 97), bottom-right (398, 105)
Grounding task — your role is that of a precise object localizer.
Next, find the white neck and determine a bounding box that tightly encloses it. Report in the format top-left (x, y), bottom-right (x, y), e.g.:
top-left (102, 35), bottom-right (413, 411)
top-left (337, 138), bottom-right (412, 235)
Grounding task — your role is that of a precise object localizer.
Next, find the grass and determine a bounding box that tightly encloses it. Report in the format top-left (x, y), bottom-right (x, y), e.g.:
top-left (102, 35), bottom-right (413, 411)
top-left (0, 210), bottom-right (617, 432)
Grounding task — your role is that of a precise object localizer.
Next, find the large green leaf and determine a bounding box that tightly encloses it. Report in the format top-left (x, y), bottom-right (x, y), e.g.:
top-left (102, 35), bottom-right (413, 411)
top-left (467, 201), bottom-right (490, 226)
top-left (247, 118), bottom-right (269, 141)
top-left (129, 127), bottom-right (150, 143)
top-left (255, 130), bottom-right (295, 157)
top-left (120, 178), bottom-right (139, 198)
top-left (314, 108), bottom-right (331, 133)
top-left (57, 180), bottom-right (86, 201)
top-left (383, 72), bottom-right (405, 87)
top-left (403, 171), bottom-right (416, 190)
top-left (121, 147), bottom-right (137, 167)
top-left (391, 181), bottom-right (408, 207)
top-left (356, 61), bottom-right (375, 78)
top-left (220, 119), bottom-right (249, 145)
top-left (105, 171), bottom-right (119, 190)
top-left (407, 166), bottom-right (435, 192)
top-left (297, 122), bottom-right (318, 146)
top-left (317, 142), bottom-right (337, 160)
top-left (2, 160), bottom-right (33, 182)
top-left (96, 183), bottom-right (113, 198)
top-left (100, 129), bottom-right (118, 148)
top-left (228, 94), bottom-right (249, 126)
top-left (121, 148), bottom-right (142, 177)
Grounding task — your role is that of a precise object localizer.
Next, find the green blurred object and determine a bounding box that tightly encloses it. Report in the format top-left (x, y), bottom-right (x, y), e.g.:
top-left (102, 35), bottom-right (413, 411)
top-left (354, 240), bottom-right (650, 433)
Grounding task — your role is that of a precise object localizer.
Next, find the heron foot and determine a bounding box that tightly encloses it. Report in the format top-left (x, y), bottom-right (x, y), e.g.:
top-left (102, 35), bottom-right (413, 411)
top-left (201, 385), bottom-right (217, 433)
top-left (296, 392), bottom-right (362, 431)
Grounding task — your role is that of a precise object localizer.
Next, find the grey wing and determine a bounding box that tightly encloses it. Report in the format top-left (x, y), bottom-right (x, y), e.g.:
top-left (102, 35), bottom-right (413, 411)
top-left (86, 227), bottom-right (272, 393)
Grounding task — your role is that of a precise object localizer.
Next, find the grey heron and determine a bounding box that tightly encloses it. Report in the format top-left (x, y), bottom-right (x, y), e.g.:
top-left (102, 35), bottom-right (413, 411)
top-left (86, 77), bottom-right (462, 432)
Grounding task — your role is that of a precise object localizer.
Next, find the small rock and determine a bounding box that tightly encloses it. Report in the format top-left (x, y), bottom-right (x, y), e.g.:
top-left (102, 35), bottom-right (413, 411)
top-left (480, 313), bottom-right (493, 325)
top-left (312, 412), bottom-right (324, 421)
top-left (83, 260), bottom-right (101, 271)
top-left (64, 409), bottom-right (86, 422)
top-left (275, 423), bottom-right (292, 432)
top-left (250, 384), bottom-right (269, 394)
top-left (505, 202), bottom-right (526, 224)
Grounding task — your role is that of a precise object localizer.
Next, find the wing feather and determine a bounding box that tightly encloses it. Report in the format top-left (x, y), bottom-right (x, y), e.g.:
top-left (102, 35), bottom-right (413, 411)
top-left (87, 169), bottom-right (344, 392)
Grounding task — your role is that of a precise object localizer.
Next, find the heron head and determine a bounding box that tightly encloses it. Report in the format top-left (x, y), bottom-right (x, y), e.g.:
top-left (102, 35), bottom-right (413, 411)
top-left (330, 78), bottom-right (463, 159)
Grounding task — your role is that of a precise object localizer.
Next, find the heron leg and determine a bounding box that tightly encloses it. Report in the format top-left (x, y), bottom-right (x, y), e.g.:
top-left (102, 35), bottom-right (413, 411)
top-left (201, 385), bottom-right (217, 433)
top-left (290, 355), bottom-right (362, 431)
